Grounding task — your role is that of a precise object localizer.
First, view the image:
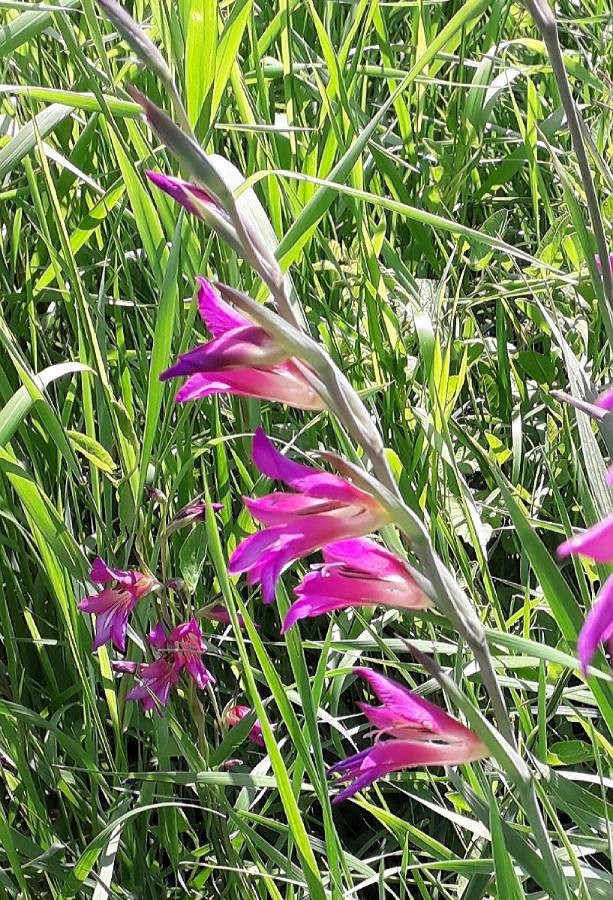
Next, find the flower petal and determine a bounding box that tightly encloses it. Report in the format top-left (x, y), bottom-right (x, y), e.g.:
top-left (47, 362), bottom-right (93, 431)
top-left (354, 668), bottom-right (475, 743)
top-left (184, 655), bottom-right (215, 689)
top-left (282, 593), bottom-right (373, 632)
top-left (91, 607), bottom-right (116, 651)
top-left (577, 575), bottom-right (613, 674)
top-left (110, 608), bottom-right (131, 652)
top-left (251, 428), bottom-right (319, 485)
top-left (148, 622), bottom-right (169, 649)
top-left (172, 367), bottom-right (324, 410)
top-left (196, 276), bottom-right (248, 337)
top-left (252, 429), bottom-right (373, 502)
top-left (90, 557), bottom-right (131, 585)
top-left (78, 587), bottom-right (122, 614)
top-left (558, 514), bottom-right (613, 563)
top-left (323, 539), bottom-right (411, 580)
top-left (244, 493), bottom-right (332, 525)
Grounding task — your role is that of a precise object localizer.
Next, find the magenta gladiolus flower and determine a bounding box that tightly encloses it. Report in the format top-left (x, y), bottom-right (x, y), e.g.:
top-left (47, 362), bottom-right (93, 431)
top-left (596, 387), bottom-right (613, 413)
top-left (282, 538), bottom-right (430, 632)
top-left (229, 429), bottom-right (392, 604)
top-left (112, 658), bottom-right (179, 714)
top-left (78, 558), bottom-right (157, 652)
top-left (225, 704), bottom-right (265, 747)
top-left (558, 510), bottom-right (613, 672)
top-left (112, 619), bottom-right (214, 713)
top-left (558, 515), bottom-right (613, 564)
top-left (146, 171), bottom-right (219, 219)
top-left (148, 619), bottom-right (215, 689)
top-left (160, 278), bottom-right (325, 410)
top-left (575, 576), bottom-right (613, 675)
top-left (328, 668), bottom-right (488, 803)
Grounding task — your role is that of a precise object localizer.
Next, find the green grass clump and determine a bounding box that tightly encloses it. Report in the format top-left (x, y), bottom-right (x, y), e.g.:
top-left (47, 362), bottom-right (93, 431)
top-left (0, 0), bottom-right (612, 897)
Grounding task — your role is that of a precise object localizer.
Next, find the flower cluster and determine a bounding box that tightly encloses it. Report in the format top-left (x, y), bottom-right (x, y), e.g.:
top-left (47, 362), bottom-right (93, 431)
top-left (79, 558), bottom-right (215, 714)
top-left (79, 557), bottom-right (257, 736)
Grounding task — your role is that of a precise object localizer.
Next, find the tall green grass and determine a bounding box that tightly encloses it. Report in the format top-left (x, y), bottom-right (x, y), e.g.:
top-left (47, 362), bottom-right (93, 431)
top-left (0, 0), bottom-right (612, 896)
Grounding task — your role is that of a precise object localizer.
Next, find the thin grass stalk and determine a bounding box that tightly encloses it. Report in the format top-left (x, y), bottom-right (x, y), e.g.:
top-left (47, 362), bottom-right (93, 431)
top-left (522, 0), bottom-right (613, 312)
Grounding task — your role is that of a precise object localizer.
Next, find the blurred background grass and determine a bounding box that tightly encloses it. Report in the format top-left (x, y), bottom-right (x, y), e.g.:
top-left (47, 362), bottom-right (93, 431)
top-left (0, 0), bottom-right (612, 896)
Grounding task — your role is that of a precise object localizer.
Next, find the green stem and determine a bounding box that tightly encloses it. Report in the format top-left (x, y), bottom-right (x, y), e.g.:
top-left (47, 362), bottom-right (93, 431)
top-left (523, 0), bottom-right (613, 313)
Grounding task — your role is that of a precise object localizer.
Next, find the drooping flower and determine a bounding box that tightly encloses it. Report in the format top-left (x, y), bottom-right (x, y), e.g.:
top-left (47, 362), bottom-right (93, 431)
top-left (282, 538), bottom-right (430, 632)
top-left (159, 278), bottom-right (325, 411)
top-left (229, 430), bottom-right (392, 604)
top-left (78, 557), bottom-right (157, 652)
top-left (225, 704), bottom-right (265, 747)
top-left (328, 668), bottom-right (488, 803)
top-left (558, 509), bottom-right (613, 672)
top-left (112, 658), bottom-right (179, 714)
top-left (148, 619), bottom-right (215, 689)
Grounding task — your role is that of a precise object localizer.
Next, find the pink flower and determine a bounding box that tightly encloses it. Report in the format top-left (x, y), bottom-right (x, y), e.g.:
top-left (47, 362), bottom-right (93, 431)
top-left (596, 387), bottom-right (613, 413)
top-left (558, 515), bottom-right (613, 564)
top-left (225, 704), bottom-right (265, 747)
top-left (575, 576), bottom-right (613, 675)
top-left (558, 507), bottom-right (613, 672)
top-left (160, 278), bottom-right (325, 411)
top-left (112, 619), bottom-right (215, 713)
top-left (112, 658), bottom-right (179, 714)
top-left (229, 430), bottom-right (392, 604)
top-left (146, 171), bottom-right (219, 220)
top-left (78, 557), bottom-right (157, 652)
top-left (282, 538), bottom-right (430, 632)
top-left (148, 619), bottom-right (215, 689)
top-left (328, 668), bottom-right (488, 803)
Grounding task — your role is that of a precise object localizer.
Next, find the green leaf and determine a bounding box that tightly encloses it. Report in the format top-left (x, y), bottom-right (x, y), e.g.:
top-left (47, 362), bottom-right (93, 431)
top-left (0, 104), bottom-right (72, 179)
top-left (66, 429), bottom-right (116, 473)
top-left (515, 350), bottom-right (558, 386)
top-left (178, 526), bottom-right (207, 594)
top-left (0, 362), bottom-right (91, 447)
top-left (489, 790), bottom-right (526, 900)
